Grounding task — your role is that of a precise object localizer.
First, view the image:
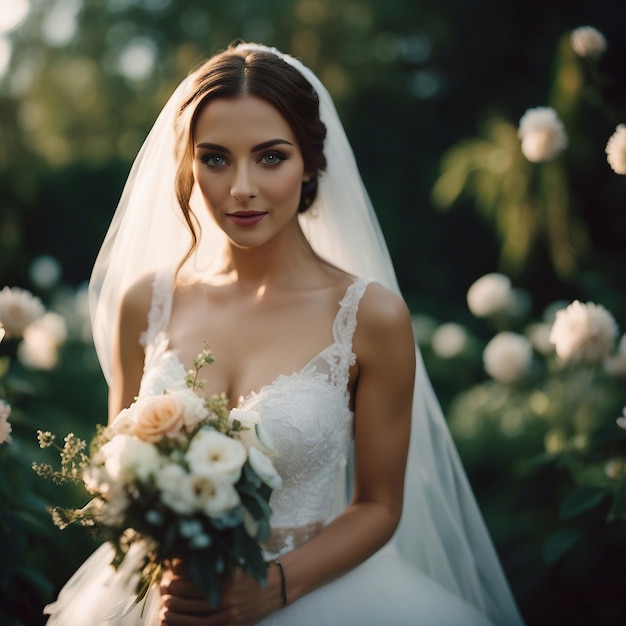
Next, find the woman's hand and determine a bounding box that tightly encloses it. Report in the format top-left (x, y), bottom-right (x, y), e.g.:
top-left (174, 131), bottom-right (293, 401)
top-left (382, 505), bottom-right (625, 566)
top-left (159, 559), bottom-right (282, 626)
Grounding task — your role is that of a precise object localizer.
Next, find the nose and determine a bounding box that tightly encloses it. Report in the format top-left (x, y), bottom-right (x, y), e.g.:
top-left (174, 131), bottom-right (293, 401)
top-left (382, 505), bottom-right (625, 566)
top-left (230, 164), bottom-right (257, 202)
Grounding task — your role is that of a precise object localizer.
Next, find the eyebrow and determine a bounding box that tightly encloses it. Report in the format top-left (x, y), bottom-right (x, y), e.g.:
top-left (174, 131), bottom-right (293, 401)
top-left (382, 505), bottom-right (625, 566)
top-left (195, 139), bottom-right (294, 152)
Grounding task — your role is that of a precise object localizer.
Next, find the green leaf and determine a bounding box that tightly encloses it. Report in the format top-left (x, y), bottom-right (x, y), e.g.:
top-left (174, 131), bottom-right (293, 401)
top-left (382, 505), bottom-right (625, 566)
top-left (543, 528), bottom-right (581, 563)
top-left (559, 487), bottom-right (608, 520)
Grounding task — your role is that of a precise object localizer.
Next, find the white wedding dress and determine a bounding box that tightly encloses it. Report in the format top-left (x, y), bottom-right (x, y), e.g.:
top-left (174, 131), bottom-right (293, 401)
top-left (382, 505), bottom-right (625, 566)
top-left (45, 275), bottom-right (494, 625)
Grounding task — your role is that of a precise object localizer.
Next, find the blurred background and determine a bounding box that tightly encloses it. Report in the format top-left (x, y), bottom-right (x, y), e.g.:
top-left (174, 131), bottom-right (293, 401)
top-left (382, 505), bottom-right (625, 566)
top-left (1, 0), bottom-right (625, 624)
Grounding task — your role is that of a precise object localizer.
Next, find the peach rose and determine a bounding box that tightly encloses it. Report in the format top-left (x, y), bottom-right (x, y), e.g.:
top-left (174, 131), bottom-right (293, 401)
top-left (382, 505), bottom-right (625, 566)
top-left (133, 394), bottom-right (185, 442)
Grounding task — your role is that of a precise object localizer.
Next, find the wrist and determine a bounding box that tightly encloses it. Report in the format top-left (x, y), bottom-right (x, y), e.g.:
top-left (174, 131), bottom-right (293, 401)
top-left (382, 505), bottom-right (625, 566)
top-left (271, 560), bottom-right (288, 607)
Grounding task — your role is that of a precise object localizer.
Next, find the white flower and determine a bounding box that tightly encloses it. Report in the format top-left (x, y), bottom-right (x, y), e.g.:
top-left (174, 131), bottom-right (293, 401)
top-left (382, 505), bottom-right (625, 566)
top-left (189, 473), bottom-right (241, 517)
top-left (605, 125), bottom-right (626, 175)
top-left (229, 408), bottom-right (276, 455)
top-left (0, 400), bottom-right (12, 444)
top-left (171, 387), bottom-right (208, 430)
top-left (467, 273), bottom-right (513, 317)
top-left (570, 26), bottom-right (607, 59)
top-left (518, 107), bottom-right (568, 162)
top-left (82, 464), bottom-right (112, 495)
top-left (605, 334), bottom-right (626, 377)
top-left (185, 428), bottom-right (247, 484)
top-left (617, 407), bottom-right (626, 431)
top-left (0, 325), bottom-right (5, 343)
top-left (99, 485), bottom-right (130, 526)
top-left (248, 447), bottom-right (282, 490)
top-left (483, 332), bottom-right (533, 384)
top-left (431, 323), bottom-right (468, 359)
top-left (97, 434), bottom-right (162, 484)
top-left (549, 300), bottom-right (618, 364)
top-left (0, 286), bottom-right (45, 338)
top-left (156, 463), bottom-right (197, 515)
top-left (17, 312), bottom-right (68, 370)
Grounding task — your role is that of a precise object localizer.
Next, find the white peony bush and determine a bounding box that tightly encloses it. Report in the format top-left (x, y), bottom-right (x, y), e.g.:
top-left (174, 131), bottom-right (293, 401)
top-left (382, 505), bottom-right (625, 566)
top-left (605, 125), bottom-right (626, 175)
top-left (483, 332), bottom-right (533, 385)
top-left (549, 300), bottom-right (618, 364)
top-left (570, 26), bottom-right (607, 59)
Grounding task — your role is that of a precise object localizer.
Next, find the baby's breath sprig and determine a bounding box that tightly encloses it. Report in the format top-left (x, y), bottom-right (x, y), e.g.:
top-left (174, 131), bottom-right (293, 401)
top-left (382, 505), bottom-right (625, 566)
top-left (185, 344), bottom-right (214, 390)
top-left (33, 429), bottom-right (89, 485)
top-left (204, 392), bottom-right (232, 435)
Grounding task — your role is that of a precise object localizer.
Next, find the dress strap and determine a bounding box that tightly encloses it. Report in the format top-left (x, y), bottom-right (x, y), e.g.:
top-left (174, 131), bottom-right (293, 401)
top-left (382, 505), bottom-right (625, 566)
top-left (329, 277), bottom-right (369, 388)
top-left (139, 270), bottom-right (175, 348)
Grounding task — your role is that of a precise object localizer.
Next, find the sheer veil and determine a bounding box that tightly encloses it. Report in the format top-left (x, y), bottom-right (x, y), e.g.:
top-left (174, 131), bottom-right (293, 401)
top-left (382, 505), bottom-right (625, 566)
top-left (89, 43), bottom-right (523, 625)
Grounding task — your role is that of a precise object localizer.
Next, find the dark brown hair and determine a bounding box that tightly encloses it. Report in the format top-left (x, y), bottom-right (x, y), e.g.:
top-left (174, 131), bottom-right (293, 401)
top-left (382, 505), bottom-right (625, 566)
top-left (174, 44), bottom-right (327, 271)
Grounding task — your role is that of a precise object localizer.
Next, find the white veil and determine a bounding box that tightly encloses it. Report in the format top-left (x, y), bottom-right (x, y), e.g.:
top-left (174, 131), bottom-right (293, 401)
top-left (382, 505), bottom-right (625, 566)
top-left (89, 43), bottom-right (523, 625)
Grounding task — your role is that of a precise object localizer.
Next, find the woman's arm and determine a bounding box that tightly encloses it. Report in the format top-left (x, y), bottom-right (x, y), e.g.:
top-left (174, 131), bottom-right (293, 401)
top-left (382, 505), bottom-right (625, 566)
top-left (160, 282), bottom-right (416, 625)
top-left (108, 277), bottom-right (152, 422)
top-left (280, 282), bottom-right (415, 598)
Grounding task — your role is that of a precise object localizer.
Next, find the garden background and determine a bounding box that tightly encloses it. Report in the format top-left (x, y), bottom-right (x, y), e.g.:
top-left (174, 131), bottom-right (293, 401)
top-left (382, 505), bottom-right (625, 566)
top-left (1, 1), bottom-right (625, 624)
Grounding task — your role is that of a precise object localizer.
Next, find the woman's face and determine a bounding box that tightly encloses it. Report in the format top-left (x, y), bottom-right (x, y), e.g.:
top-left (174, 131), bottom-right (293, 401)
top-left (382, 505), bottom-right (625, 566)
top-left (192, 95), bottom-right (308, 249)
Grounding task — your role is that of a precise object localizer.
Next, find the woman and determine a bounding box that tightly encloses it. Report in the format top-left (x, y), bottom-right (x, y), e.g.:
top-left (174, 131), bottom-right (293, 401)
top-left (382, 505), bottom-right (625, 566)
top-left (45, 43), bottom-right (524, 625)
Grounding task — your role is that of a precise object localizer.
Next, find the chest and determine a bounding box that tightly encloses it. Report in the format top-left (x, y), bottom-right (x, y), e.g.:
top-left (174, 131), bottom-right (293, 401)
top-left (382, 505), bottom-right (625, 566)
top-left (165, 286), bottom-right (343, 404)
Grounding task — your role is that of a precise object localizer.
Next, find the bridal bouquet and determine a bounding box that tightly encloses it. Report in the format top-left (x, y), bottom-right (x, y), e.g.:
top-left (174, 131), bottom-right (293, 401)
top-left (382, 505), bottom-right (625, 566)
top-left (33, 347), bottom-right (281, 610)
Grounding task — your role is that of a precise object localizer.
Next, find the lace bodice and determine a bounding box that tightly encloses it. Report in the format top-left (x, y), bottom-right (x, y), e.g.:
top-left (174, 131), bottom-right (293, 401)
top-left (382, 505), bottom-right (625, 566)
top-left (138, 274), bottom-right (368, 557)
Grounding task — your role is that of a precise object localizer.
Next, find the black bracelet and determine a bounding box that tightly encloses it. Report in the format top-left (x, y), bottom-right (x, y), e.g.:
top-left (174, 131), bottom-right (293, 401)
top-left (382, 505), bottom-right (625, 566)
top-left (272, 559), bottom-right (287, 607)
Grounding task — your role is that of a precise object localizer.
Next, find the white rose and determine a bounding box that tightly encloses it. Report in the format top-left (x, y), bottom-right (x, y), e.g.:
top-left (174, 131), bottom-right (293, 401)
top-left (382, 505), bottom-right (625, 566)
top-left (248, 447), bottom-right (282, 490)
top-left (185, 428), bottom-right (247, 484)
top-left (156, 463), bottom-right (197, 515)
top-left (188, 474), bottom-right (241, 517)
top-left (483, 332), bottom-right (533, 385)
top-left (549, 300), bottom-right (618, 364)
top-left (518, 107), bottom-right (568, 162)
top-left (229, 408), bottom-right (276, 455)
top-left (431, 323), bottom-right (468, 359)
top-left (98, 434), bottom-right (162, 484)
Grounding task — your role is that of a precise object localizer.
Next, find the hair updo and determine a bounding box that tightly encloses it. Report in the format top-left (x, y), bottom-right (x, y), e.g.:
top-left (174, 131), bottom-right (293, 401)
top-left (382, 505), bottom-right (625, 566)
top-left (173, 44), bottom-right (327, 269)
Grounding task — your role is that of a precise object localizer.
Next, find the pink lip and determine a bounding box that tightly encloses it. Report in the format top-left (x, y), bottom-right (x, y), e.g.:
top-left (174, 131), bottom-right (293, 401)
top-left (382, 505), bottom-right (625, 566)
top-left (227, 211), bottom-right (267, 227)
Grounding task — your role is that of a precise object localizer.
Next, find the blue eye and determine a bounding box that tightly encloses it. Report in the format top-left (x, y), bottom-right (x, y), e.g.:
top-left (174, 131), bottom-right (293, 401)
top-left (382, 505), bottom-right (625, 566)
top-left (260, 152), bottom-right (286, 166)
top-left (201, 154), bottom-right (227, 167)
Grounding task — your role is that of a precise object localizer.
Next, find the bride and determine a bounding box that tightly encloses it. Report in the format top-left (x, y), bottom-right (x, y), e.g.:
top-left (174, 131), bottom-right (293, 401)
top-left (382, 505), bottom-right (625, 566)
top-left (44, 42), bottom-right (524, 625)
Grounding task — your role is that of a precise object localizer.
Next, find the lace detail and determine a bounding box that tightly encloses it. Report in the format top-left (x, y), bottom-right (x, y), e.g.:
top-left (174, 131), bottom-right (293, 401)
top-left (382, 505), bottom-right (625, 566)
top-left (140, 276), bottom-right (369, 558)
top-left (139, 271), bottom-right (175, 348)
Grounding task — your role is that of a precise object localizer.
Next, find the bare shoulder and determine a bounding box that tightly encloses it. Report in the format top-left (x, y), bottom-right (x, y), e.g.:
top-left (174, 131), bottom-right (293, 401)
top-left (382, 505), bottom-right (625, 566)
top-left (353, 282), bottom-right (414, 361)
top-left (118, 273), bottom-right (156, 330)
top-left (357, 282), bottom-right (412, 335)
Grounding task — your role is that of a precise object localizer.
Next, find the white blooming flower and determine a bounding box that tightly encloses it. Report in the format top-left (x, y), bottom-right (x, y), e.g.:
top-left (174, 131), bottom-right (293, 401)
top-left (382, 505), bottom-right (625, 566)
top-left (0, 399), bottom-right (12, 444)
top-left (605, 125), bottom-right (626, 175)
top-left (156, 463), bottom-right (197, 515)
top-left (248, 447), bottom-right (283, 490)
top-left (97, 434), bottom-right (162, 484)
top-left (82, 464), bottom-right (112, 495)
top-left (467, 273), bottom-right (513, 317)
top-left (483, 332), bottom-right (533, 384)
top-left (185, 428), bottom-right (247, 484)
top-left (0, 286), bottom-right (45, 337)
top-left (99, 485), bottom-right (130, 526)
top-left (189, 473), bottom-right (241, 517)
top-left (617, 407), bottom-right (626, 431)
top-left (229, 408), bottom-right (276, 455)
top-left (0, 325), bottom-right (5, 343)
top-left (605, 334), bottom-right (626, 377)
top-left (570, 26), bottom-right (607, 59)
top-left (518, 107), bottom-right (568, 162)
top-left (431, 323), bottom-right (468, 359)
top-left (171, 387), bottom-right (208, 430)
top-left (549, 300), bottom-right (618, 364)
